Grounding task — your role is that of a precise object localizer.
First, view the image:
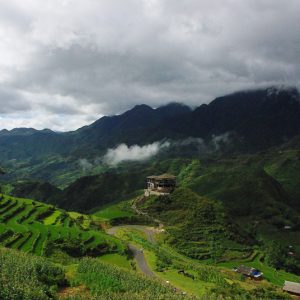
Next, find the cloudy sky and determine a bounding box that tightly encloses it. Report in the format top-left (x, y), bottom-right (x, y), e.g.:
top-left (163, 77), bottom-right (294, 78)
top-left (0, 0), bottom-right (299, 131)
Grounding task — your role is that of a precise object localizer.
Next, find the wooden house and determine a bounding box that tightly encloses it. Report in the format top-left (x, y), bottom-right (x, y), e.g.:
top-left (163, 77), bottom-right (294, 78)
top-left (145, 173), bottom-right (176, 196)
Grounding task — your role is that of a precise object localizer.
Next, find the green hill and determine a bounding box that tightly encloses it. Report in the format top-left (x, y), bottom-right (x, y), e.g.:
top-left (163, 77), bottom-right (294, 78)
top-left (180, 160), bottom-right (292, 217)
top-left (139, 187), bottom-right (251, 261)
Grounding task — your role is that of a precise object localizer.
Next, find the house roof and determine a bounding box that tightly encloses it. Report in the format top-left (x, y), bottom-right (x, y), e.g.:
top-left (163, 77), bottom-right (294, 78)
top-left (283, 281), bottom-right (300, 294)
top-left (236, 265), bottom-right (262, 277)
top-left (236, 265), bottom-right (253, 276)
top-left (147, 173), bottom-right (176, 180)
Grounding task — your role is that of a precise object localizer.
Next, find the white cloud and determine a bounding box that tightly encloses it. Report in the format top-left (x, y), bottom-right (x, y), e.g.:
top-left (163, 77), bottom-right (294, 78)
top-left (103, 141), bottom-right (170, 165)
top-left (0, 0), bottom-right (299, 130)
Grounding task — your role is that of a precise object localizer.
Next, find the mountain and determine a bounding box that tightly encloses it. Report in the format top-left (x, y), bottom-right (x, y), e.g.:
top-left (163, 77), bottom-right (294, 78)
top-left (11, 180), bottom-right (61, 204)
top-left (0, 128), bottom-right (54, 137)
top-left (0, 86), bottom-right (300, 186)
top-left (158, 87), bottom-right (300, 150)
top-left (71, 102), bottom-right (192, 150)
top-left (0, 129), bottom-right (73, 160)
top-left (72, 87), bottom-right (300, 150)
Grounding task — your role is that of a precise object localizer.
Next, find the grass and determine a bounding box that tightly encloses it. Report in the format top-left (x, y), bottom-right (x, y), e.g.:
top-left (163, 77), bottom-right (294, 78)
top-left (94, 201), bottom-right (133, 220)
top-left (109, 226), bottom-right (224, 297)
top-left (109, 224), bottom-right (298, 299)
top-left (98, 253), bottom-right (133, 270)
top-left (217, 253), bottom-right (300, 286)
top-left (72, 257), bottom-right (189, 300)
top-left (43, 210), bottom-right (61, 225)
top-left (143, 250), bottom-right (214, 297)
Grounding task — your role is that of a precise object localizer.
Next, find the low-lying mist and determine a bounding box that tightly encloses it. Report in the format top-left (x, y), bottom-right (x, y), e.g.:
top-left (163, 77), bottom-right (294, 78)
top-left (77, 132), bottom-right (234, 170)
top-left (103, 141), bottom-right (170, 165)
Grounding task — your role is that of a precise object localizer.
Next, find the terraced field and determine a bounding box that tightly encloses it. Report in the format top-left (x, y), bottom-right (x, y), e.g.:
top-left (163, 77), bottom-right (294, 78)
top-left (0, 194), bottom-right (123, 256)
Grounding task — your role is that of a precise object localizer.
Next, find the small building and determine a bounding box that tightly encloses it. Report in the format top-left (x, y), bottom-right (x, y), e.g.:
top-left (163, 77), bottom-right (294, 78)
top-left (234, 265), bottom-right (263, 279)
top-left (145, 173), bottom-right (176, 196)
top-left (283, 281), bottom-right (300, 296)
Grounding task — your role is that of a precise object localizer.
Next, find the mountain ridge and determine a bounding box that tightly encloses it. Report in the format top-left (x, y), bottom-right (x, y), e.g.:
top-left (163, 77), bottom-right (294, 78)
top-left (0, 86), bottom-right (300, 186)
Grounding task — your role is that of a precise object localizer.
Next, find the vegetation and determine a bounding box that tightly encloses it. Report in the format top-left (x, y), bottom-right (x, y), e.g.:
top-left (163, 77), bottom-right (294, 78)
top-left (264, 240), bottom-right (300, 274)
top-left (0, 194), bottom-right (124, 257)
top-left (93, 201), bottom-right (134, 220)
top-left (72, 258), bottom-right (188, 300)
top-left (139, 187), bottom-right (250, 260)
top-left (0, 247), bottom-right (65, 299)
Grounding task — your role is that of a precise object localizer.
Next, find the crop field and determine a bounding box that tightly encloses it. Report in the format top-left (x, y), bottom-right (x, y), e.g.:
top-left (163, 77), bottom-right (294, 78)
top-left (0, 194), bottom-right (123, 257)
top-left (93, 200), bottom-right (134, 220)
top-left (72, 257), bottom-right (190, 300)
top-left (0, 246), bottom-right (66, 299)
top-left (218, 252), bottom-right (300, 286)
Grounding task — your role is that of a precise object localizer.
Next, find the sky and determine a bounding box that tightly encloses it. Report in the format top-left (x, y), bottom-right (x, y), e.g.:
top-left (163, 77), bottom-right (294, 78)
top-left (0, 0), bottom-right (299, 131)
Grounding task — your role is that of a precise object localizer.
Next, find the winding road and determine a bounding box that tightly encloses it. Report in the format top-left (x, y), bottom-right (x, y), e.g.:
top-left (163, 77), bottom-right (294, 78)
top-left (106, 225), bottom-right (158, 277)
top-left (128, 243), bottom-right (155, 277)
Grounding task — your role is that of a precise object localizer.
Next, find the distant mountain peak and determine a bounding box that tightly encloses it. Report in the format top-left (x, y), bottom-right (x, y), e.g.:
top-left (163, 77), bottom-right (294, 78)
top-left (119, 104), bottom-right (154, 119)
top-left (130, 104), bottom-right (153, 112)
top-left (0, 127), bottom-right (54, 137)
top-left (156, 102), bottom-right (191, 111)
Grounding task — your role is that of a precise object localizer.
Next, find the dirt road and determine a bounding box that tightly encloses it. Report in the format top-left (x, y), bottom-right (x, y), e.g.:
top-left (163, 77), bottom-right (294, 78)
top-left (106, 225), bottom-right (158, 277)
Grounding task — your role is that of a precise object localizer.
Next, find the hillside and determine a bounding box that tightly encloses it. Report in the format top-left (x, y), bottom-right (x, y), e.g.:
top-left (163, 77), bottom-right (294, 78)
top-left (10, 146), bottom-right (300, 220)
top-left (0, 246), bottom-right (190, 300)
top-left (138, 188), bottom-right (252, 260)
top-left (0, 194), bottom-right (123, 257)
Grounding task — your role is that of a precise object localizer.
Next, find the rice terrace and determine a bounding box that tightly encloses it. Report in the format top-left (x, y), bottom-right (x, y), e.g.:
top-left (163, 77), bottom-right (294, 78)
top-left (0, 194), bottom-right (123, 257)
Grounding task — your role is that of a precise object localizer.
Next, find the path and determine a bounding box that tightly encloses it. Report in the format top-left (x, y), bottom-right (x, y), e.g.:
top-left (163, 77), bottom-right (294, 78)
top-left (106, 197), bottom-right (165, 278)
top-left (128, 243), bottom-right (155, 277)
top-left (132, 196), bottom-right (163, 227)
top-left (106, 225), bottom-right (159, 277)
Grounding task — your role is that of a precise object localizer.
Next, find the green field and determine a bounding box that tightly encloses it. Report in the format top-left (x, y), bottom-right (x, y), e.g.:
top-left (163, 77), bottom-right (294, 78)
top-left (104, 225), bottom-right (293, 299)
top-left (98, 253), bottom-right (133, 270)
top-left (94, 201), bottom-right (134, 220)
top-left (0, 194), bottom-right (124, 257)
top-left (218, 252), bottom-right (300, 286)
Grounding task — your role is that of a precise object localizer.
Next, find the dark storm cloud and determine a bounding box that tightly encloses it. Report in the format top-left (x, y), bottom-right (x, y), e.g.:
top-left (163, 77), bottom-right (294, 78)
top-left (0, 0), bottom-right (299, 130)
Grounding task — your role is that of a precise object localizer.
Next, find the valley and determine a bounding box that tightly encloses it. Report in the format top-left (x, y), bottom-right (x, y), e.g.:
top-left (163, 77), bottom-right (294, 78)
top-left (1, 179), bottom-right (299, 299)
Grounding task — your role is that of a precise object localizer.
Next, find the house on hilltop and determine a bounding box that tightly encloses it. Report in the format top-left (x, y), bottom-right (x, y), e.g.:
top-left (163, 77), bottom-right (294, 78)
top-left (145, 173), bottom-right (176, 196)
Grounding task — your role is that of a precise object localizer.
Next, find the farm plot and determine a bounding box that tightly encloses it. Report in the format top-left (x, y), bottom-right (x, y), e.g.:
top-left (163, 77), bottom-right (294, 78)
top-left (0, 194), bottom-right (124, 257)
